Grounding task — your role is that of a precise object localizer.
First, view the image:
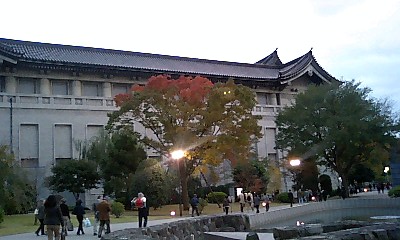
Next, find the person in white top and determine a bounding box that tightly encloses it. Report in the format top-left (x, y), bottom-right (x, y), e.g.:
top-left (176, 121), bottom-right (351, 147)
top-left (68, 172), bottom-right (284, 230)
top-left (238, 191), bottom-right (246, 212)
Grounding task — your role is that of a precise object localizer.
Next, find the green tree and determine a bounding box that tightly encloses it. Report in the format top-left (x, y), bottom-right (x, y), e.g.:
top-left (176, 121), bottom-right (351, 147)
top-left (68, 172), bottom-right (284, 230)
top-left (87, 129), bottom-right (147, 204)
top-left (46, 159), bottom-right (100, 200)
top-left (233, 160), bottom-right (269, 194)
top-left (289, 158), bottom-right (319, 191)
top-left (0, 145), bottom-right (36, 214)
top-left (348, 163), bottom-right (375, 185)
top-left (130, 158), bottom-right (170, 209)
top-left (108, 75), bottom-right (261, 209)
top-left (276, 81), bottom-right (398, 196)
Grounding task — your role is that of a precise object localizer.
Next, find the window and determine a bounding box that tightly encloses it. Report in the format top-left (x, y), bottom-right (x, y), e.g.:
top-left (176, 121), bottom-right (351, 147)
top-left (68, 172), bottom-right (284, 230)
top-left (0, 76), bottom-right (5, 92)
top-left (19, 124), bottom-right (39, 168)
top-left (54, 124), bottom-right (72, 159)
top-left (86, 125), bottom-right (104, 142)
top-left (112, 83), bottom-right (130, 97)
top-left (82, 82), bottom-right (102, 97)
top-left (266, 93), bottom-right (275, 105)
top-left (52, 80), bottom-right (71, 95)
top-left (18, 78), bottom-right (40, 94)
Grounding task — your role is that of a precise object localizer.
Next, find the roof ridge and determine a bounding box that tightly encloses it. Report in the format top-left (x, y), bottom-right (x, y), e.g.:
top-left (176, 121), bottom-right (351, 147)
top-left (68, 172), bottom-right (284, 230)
top-left (0, 38), bottom-right (281, 69)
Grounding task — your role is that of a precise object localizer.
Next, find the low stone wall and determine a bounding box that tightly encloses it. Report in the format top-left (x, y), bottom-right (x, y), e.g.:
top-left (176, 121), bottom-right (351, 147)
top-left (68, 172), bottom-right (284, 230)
top-left (102, 198), bottom-right (400, 239)
top-left (249, 197), bottom-right (400, 229)
top-left (271, 221), bottom-right (400, 240)
top-left (102, 214), bottom-right (250, 240)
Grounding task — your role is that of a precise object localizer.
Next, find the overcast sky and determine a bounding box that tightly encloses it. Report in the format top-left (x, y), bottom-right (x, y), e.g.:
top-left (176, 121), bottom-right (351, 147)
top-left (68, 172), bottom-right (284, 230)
top-left (2, 0), bottom-right (400, 110)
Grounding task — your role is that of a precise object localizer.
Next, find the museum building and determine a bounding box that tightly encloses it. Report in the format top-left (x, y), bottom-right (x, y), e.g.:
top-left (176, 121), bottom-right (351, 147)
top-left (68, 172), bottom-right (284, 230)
top-left (0, 38), bottom-right (340, 202)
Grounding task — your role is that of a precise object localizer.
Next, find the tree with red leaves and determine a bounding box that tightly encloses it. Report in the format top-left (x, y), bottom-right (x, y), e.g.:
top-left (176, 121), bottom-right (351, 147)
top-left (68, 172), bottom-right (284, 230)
top-left (108, 75), bottom-right (261, 209)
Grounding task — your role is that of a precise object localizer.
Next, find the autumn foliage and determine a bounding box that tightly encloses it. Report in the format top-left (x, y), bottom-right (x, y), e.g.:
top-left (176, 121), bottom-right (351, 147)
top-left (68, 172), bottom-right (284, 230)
top-left (115, 75), bottom-right (214, 107)
top-left (108, 74), bottom-right (261, 209)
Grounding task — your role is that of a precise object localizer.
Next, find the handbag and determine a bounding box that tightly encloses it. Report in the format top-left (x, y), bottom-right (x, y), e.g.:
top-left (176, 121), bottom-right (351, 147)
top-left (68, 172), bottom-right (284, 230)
top-left (67, 220), bottom-right (74, 231)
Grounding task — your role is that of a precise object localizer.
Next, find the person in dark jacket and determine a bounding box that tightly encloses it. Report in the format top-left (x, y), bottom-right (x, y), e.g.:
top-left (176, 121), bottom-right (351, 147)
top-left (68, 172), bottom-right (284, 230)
top-left (253, 194), bottom-right (261, 213)
top-left (72, 199), bottom-right (86, 235)
top-left (222, 196), bottom-right (230, 215)
top-left (43, 195), bottom-right (64, 240)
top-left (35, 199), bottom-right (45, 236)
top-left (59, 199), bottom-right (71, 236)
top-left (288, 190), bottom-right (294, 207)
top-left (190, 194), bottom-right (200, 217)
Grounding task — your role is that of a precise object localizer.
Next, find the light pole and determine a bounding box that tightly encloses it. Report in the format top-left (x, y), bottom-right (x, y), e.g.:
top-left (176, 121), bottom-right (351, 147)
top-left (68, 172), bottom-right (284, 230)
top-left (384, 166), bottom-right (390, 183)
top-left (171, 150), bottom-right (184, 217)
top-left (289, 158), bottom-right (301, 191)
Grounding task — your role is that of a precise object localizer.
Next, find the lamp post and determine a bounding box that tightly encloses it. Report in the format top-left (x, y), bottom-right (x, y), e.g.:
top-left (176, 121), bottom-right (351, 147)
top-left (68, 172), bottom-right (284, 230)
top-left (384, 166), bottom-right (390, 183)
top-left (289, 158), bottom-right (301, 191)
top-left (171, 150), bottom-right (184, 217)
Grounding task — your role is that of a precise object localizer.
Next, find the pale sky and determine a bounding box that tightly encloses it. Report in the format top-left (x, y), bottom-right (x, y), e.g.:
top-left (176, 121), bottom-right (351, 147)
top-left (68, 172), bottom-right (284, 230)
top-left (2, 0), bottom-right (400, 110)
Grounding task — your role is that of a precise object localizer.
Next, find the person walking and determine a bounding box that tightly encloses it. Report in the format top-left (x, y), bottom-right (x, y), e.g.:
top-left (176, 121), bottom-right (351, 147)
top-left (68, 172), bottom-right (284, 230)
top-left (97, 196), bottom-right (111, 238)
top-left (238, 191), bottom-right (246, 212)
top-left (72, 199), bottom-right (86, 235)
top-left (59, 199), bottom-right (71, 236)
top-left (288, 190), bottom-right (294, 207)
top-left (253, 194), bottom-right (261, 213)
top-left (246, 192), bottom-right (254, 211)
top-left (190, 194), bottom-right (200, 217)
top-left (131, 192), bottom-right (148, 228)
top-left (222, 195), bottom-right (230, 215)
top-left (262, 194), bottom-right (270, 212)
top-left (35, 199), bottom-right (45, 236)
top-left (43, 195), bottom-right (64, 240)
top-left (92, 196), bottom-right (101, 236)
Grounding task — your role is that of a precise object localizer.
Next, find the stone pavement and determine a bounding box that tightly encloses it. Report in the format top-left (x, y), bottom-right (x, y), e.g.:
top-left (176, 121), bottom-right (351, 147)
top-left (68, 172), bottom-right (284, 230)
top-left (0, 191), bottom-right (389, 240)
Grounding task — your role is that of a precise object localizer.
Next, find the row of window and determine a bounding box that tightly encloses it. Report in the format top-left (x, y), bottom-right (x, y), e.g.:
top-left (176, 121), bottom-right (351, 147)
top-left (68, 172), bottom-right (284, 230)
top-left (0, 76), bottom-right (131, 97)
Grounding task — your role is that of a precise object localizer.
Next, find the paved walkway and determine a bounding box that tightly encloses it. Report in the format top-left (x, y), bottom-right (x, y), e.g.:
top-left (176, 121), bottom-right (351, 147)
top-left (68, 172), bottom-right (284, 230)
top-left (0, 191), bottom-right (389, 240)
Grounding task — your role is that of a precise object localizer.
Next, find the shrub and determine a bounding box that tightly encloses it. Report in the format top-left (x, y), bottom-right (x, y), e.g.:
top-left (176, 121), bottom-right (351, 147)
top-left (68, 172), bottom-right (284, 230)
top-left (388, 185), bottom-right (400, 198)
top-left (206, 192), bottom-right (227, 204)
top-left (276, 192), bottom-right (290, 203)
top-left (111, 201), bottom-right (125, 218)
top-left (0, 207), bottom-right (4, 224)
top-left (198, 198), bottom-right (208, 214)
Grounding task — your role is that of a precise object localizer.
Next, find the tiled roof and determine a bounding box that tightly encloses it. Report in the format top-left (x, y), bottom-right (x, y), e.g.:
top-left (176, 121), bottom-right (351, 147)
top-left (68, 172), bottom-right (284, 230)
top-left (255, 49), bottom-right (282, 66)
top-left (0, 38), bottom-right (337, 83)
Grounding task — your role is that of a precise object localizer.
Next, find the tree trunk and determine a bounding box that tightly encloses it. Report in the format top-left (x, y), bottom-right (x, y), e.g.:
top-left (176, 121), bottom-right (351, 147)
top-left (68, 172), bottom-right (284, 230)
top-left (341, 175), bottom-right (350, 198)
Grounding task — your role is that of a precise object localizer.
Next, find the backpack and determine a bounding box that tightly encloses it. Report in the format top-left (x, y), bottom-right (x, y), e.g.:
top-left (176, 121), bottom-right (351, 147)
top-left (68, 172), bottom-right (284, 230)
top-left (247, 195), bottom-right (251, 201)
top-left (135, 198), bottom-right (144, 208)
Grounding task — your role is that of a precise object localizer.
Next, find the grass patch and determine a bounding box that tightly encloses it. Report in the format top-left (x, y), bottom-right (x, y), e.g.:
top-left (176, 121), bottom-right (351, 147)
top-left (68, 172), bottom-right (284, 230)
top-left (0, 202), bottom-right (284, 236)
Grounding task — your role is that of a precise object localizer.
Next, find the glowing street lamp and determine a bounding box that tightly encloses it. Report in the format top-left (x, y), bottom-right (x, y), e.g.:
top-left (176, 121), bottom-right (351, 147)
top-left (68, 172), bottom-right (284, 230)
top-left (289, 159), bottom-right (301, 167)
top-left (384, 166), bottom-right (390, 174)
top-left (171, 149), bottom-right (185, 217)
top-left (171, 150), bottom-right (185, 160)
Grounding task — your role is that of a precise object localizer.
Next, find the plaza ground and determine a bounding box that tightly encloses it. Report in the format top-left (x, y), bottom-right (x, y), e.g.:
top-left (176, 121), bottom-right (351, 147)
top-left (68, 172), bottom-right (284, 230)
top-left (0, 191), bottom-right (390, 240)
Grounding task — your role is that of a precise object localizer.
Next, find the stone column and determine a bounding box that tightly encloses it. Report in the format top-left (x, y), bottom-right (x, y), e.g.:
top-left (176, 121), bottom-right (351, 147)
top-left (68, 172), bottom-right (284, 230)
top-left (72, 80), bottom-right (82, 96)
top-left (40, 78), bottom-right (51, 95)
top-left (103, 82), bottom-right (112, 98)
top-left (5, 76), bottom-right (17, 93)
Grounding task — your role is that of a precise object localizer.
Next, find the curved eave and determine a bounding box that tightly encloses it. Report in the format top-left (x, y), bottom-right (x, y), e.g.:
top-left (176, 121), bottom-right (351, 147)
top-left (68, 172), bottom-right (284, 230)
top-left (279, 51), bottom-right (339, 84)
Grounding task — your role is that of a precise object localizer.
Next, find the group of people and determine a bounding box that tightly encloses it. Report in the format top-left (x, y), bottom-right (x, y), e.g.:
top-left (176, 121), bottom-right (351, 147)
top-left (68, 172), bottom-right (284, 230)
top-left (238, 191), bottom-right (270, 213)
top-left (34, 195), bottom-right (112, 240)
